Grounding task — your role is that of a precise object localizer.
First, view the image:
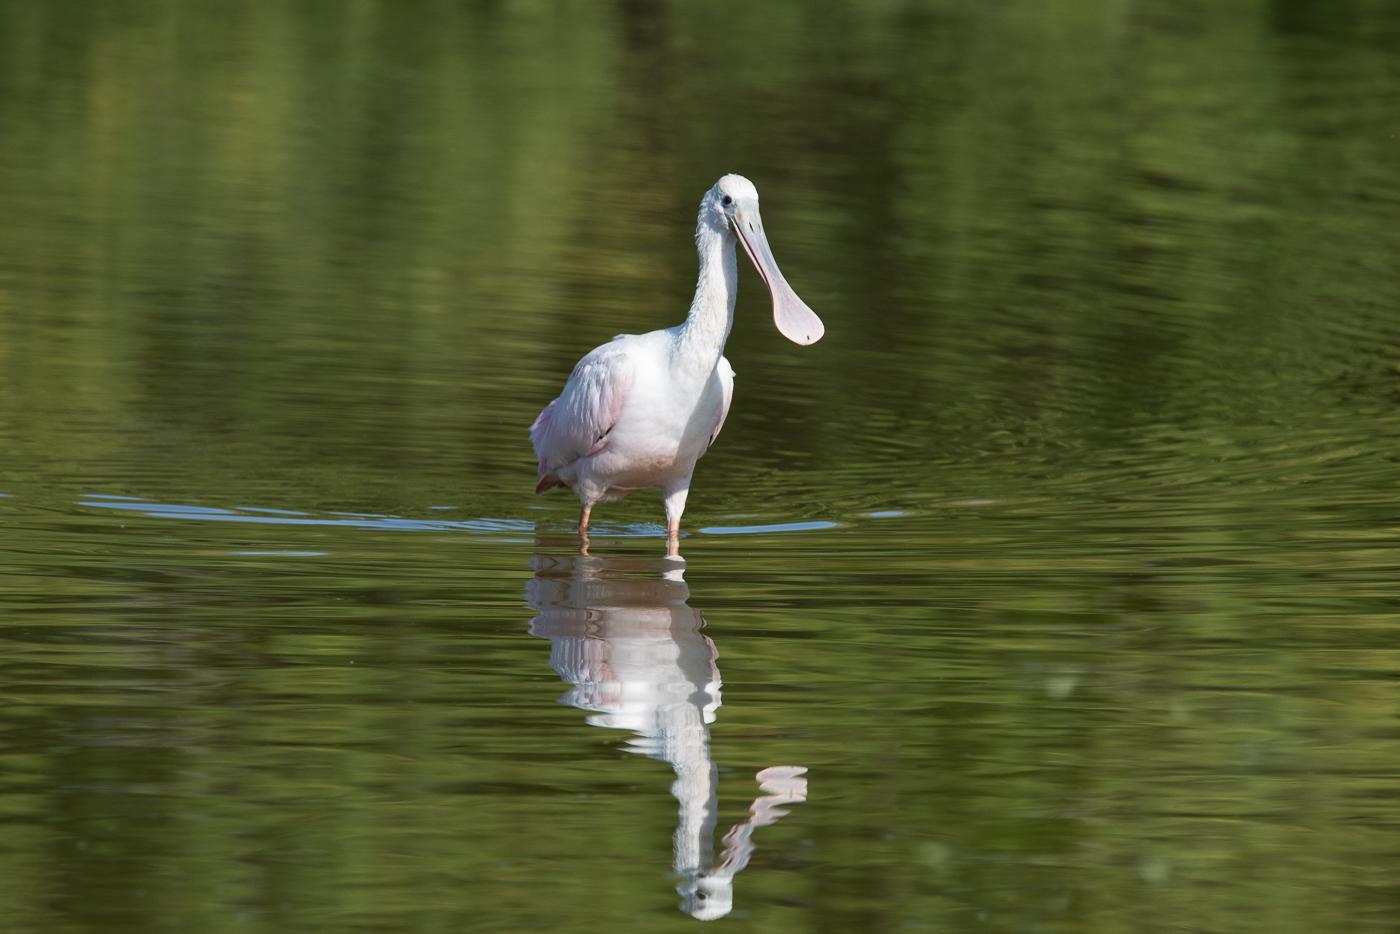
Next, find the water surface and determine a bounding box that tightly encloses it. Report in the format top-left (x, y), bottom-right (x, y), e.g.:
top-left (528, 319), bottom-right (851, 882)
top-left (3, 1), bottom-right (1400, 930)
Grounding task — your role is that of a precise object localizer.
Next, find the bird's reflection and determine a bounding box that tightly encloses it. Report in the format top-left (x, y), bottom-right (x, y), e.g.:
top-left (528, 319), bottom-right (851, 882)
top-left (526, 548), bottom-right (807, 921)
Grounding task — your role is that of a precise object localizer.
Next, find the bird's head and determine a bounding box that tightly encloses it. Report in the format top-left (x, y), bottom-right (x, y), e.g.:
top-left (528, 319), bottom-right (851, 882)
top-left (679, 872), bottom-right (735, 921)
top-left (702, 173), bottom-right (759, 226)
top-left (699, 174), bottom-right (825, 346)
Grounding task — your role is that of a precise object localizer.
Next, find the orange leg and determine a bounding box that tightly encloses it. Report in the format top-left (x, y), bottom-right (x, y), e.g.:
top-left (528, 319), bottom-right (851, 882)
top-left (663, 484), bottom-right (689, 559)
top-left (579, 504), bottom-right (593, 555)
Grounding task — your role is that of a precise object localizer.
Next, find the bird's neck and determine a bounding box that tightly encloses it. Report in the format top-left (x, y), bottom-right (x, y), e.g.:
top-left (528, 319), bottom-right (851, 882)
top-left (677, 220), bottom-right (737, 370)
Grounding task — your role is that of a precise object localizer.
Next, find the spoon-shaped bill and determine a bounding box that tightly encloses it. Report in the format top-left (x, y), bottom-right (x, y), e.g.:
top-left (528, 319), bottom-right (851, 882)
top-left (732, 208), bottom-right (825, 346)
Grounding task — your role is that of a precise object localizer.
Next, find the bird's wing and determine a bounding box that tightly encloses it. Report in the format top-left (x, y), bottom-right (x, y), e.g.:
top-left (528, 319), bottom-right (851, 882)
top-left (530, 342), bottom-right (636, 483)
top-left (705, 356), bottom-right (736, 452)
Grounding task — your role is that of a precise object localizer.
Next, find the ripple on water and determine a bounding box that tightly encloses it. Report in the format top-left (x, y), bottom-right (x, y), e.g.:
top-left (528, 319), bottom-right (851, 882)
top-left (700, 520), bottom-right (840, 535)
top-left (76, 496), bottom-right (538, 537)
top-left (70, 494), bottom-right (861, 545)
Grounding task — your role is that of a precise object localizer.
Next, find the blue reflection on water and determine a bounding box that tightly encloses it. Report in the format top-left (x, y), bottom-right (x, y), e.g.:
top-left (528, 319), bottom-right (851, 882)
top-left (78, 496), bottom-right (843, 540)
top-left (79, 496), bottom-right (533, 534)
top-left (699, 520), bottom-right (839, 535)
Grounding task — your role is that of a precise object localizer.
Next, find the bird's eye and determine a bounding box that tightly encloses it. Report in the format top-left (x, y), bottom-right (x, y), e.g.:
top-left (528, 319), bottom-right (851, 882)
top-left (721, 195), bottom-right (732, 206)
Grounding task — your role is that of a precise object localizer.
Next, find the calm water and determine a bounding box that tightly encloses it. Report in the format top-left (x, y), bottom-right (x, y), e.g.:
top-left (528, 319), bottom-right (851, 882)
top-left (4, 1), bottom-right (1400, 931)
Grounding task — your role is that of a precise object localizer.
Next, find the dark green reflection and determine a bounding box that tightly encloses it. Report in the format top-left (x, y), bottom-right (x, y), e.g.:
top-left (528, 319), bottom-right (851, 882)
top-left (2, 0), bottom-right (1400, 931)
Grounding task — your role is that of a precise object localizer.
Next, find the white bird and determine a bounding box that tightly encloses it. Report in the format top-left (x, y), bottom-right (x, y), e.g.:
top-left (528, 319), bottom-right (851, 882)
top-left (530, 174), bottom-right (824, 554)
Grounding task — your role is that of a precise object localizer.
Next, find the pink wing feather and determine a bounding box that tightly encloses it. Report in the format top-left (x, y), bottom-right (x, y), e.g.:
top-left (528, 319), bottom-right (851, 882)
top-left (530, 342), bottom-right (635, 490)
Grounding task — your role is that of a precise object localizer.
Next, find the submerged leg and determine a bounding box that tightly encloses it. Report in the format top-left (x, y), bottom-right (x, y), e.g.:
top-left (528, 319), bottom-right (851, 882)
top-left (663, 485), bottom-right (690, 558)
top-left (578, 502), bottom-right (593, 555)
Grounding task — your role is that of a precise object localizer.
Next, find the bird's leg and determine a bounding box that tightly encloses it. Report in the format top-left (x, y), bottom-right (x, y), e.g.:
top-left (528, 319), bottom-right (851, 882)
top-left (578, 503), bottom-right (593, 555)
top-left (663, 485), bottom-right (690, 558)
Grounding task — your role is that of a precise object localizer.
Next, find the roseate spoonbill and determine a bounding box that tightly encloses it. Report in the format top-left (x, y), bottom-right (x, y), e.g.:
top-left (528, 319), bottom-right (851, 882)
top-left (530, 174), bottom-right (823, 553)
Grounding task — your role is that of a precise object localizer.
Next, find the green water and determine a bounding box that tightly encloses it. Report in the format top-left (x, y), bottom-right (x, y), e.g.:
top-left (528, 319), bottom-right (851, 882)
top-left (4, 1), bottom-right (1400, 930)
